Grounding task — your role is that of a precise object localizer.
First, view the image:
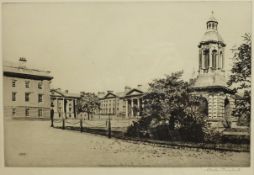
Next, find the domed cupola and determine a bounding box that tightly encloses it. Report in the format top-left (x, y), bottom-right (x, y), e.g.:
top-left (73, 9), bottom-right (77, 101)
top-left (199, 11), bottom-right (225, 47)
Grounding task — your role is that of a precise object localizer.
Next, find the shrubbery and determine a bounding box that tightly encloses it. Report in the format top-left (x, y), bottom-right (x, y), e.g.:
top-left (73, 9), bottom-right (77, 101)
top-left (125, 71), bottom-right (210, 143)
top-left (126, 114), bottom-right (207, 142)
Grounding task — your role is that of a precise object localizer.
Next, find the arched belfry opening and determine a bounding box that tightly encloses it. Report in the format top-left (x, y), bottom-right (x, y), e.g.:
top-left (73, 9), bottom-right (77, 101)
top-left (203, 49), bottom-right (209, 70)
top-left (199, 97), bottom-right (208, 116)
top-left (212, 50), bottom-right (217, 69)
top-left (224, 98), bottom-right (231, 118)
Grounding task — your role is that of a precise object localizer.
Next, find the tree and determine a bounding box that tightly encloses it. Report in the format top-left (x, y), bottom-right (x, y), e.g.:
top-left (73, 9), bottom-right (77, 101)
top-left (78, 92), bottom-right (100, 120)
top-left (127, 71), bottom-right (207, 142)
top-left (228, 33), bottom-right (251, 125)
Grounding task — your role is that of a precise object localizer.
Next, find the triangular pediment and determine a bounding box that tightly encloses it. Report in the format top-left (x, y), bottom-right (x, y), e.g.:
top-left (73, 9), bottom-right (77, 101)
top-left (104, 92), bottom-right (116, 99)
top-left (50, 89), bottom-right (64, 97)
top-left (126, 89), bottom-right (143, 96)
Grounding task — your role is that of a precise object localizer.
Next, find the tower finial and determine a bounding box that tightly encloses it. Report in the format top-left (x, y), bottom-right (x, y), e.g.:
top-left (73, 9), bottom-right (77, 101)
top-left (211, 10), bottom-right (214, 15)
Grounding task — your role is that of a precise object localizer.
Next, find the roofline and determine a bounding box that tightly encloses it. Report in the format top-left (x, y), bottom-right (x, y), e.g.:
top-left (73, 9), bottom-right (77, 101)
top-left (189, 86), bottom-right (235, 94)
top-left (50, 89), bottom-right (80, 98)
top-left (198, 40), bottom-right (226, 48)
top-left (125, 88), bottom-right (143, 96)
top-left (206, 20), bottom-right (218, 24)
top-left (3, 71), bottom-right (53, 80)
top-left (100, 92), bottom-right (119, 100)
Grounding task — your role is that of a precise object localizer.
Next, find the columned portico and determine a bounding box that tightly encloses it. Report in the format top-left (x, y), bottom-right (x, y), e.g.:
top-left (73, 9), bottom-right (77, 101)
top-left (125, 97), bottom-right (143, 118)
top-left (50, 89), bottom-right (79, 119)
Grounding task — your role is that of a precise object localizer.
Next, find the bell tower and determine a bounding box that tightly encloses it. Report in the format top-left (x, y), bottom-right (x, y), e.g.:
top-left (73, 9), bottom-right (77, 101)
top-left (198, 11), bottom-right (226, 76)
top-left (191, 12), bottom-right (237, 130)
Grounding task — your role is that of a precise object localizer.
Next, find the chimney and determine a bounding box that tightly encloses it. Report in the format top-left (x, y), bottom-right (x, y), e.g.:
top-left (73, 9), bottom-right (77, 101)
top-left (137, 84), bottom-right (142, 89)
top-left (56, 88), bottom-right (61, 91)
top-left (124, 86), bottom-right (131, 92)
top-left (65, 90), bottom-right (69, 94)
top-left (19, 57), bottom-right (27, 68)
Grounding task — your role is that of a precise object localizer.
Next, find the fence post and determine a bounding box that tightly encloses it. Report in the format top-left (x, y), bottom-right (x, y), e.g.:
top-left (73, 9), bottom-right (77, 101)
top-left (108, 118), bottom-right (111, 138)
top-left (80, 119), bottom-right (83, 132)
top-left (62, 118), bottom-right (65, 130)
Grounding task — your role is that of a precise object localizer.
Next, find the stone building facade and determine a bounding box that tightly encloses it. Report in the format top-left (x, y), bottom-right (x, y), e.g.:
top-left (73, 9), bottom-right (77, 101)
top-left (190, 13), bottom-right (237, 130)
top-left (3, 58), bottom-right (53, 118)
top-left (98, 85), bottom-right (146, 118)
top-left (99, 90), bottom-right (126, 116)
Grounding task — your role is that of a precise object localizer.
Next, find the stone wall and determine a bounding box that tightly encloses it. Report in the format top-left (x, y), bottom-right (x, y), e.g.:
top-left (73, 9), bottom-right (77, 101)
top-left (191, 90), bottom-right (237, 130)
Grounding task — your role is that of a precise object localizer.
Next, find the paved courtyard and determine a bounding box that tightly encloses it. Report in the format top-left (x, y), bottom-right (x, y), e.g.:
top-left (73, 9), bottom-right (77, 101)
top-left (4, 118), bottom-right (250, 167)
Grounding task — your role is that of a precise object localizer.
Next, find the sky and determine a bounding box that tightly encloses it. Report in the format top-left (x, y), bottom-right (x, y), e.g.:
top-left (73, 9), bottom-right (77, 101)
top-left (2, 1), bottom-right (252, 93)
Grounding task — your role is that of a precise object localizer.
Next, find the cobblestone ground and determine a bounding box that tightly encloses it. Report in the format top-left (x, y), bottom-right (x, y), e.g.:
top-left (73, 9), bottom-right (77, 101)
top-left (4, 118), bottom-right (250, 167)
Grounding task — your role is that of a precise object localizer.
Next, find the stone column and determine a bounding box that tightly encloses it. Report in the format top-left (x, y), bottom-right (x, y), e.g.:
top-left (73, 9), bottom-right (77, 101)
top-left (56, 98), bottom-right (60, 117)
top-left (62, 98), bottom-right (65, 119)
top-left (221, 52), bottom-right (224, 70)
top-left (137, 98), bottom-right (140, 116)
top-left (125, 100), bottom-right (128, 118)
top-left (199, 50), bottom-right (202, 71)
top-left (209, 48), bottom-right (212, 69)
top-left (216, 54), bottom-right (220, 69)
top-left (202, 51), bottom-right (205, 71)
top-left (131, 98), bottom-right (134, 117)
top-left (66, 99), bottom-right (69, 118)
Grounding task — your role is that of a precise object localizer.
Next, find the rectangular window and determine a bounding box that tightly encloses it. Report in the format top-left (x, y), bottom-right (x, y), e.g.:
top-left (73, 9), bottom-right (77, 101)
top-left (12, 92), bottom-right (16, 101)
top-left (38, 81), bottom-right (42, 89)
top-left (12, 80), bottom-right (16, 87)
top-left (25, 108), bottom-right (29, 116)
top-left (38, 94), bottom-right (43, 103)
top-left (25, 93), bottom-right (30, 102)
top-left (12, 108), bottom-right (16, 116)
top-left (38, 109), bottom-right (42, 117)
top-left (25, 81), bottom-right (30, 88)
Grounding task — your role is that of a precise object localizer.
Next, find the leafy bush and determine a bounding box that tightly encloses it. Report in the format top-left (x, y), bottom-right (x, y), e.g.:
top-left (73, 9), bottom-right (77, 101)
top-left (126, 71), bottom-right (208, 143)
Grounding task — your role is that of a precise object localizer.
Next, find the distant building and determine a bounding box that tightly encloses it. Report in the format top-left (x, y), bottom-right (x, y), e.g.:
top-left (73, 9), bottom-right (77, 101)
top-left (50, 89), bottom-right (80, 118)
top-left (190, 13), bottom-right (237, 129)
top-left (3, 58), bottom-right (53, 118)
top-left (98, 85), bottom-right (147, 117)
top-left (99, 90), bottom-right (126, 117)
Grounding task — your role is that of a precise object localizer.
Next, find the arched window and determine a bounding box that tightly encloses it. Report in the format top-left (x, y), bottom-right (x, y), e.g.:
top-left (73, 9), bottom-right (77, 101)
top-left (212, 50), bottom-right (217, 69)
top-left (203, 50), bottom-right (209, 69)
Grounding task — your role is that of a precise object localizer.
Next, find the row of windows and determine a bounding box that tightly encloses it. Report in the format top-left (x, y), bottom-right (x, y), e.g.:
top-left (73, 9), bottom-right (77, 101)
top-left (12, 80), bottom-right (43, 89)
top-left (101, 103), bottom-right (119, 107)
top-left (12, 92), bottom-right (43, 102)
top-left (101, 107), bottom-right (119, 111)
top-left (101, 108), bottom-right (116, 114)
top-left (12, 108), bottom-right (43, 117)
top-left (101, 99), bottom-right (118, 104)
